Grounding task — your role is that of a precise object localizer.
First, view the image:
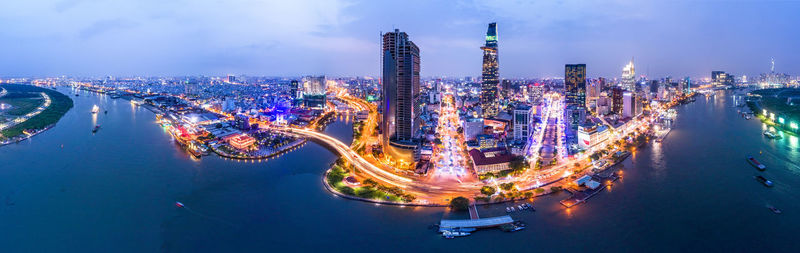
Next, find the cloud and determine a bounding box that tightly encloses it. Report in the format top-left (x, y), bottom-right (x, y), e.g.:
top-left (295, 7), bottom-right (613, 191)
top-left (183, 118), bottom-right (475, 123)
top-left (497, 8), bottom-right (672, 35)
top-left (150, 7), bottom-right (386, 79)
top-left (79, 19), bottom-right (137, 39)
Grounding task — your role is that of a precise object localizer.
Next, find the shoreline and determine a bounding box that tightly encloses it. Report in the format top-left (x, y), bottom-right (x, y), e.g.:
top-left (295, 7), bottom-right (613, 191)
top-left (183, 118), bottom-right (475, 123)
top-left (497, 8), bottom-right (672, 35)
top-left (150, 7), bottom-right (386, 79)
top-left (0, 84), bottom-right (73, 146)
top-left (0, 123), bottom-right (56, 147)
top-left (320, 151), bottom-right (633, 207)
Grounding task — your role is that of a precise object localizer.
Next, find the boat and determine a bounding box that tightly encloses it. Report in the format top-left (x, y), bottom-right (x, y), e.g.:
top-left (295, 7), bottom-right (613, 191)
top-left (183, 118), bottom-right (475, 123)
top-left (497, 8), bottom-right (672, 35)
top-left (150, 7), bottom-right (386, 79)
top-left (747, 156), bottom-right (766, 171)
top-left (763, 130), bottom-right (780, 139)
top-left (175, 201), bottom-right (185, 208)
top-left (92, 125), bottom-right (100, 133)
top-left (442, 230), bottom-right (470, 238)
top-left (767, 205), bottom-right (781, 214)
top-left (506, 207), bottom-right (511, 213)
top-left (754, 175), bottom-right (774, 187)
top-left (91, 105), bottom-right (100, 114)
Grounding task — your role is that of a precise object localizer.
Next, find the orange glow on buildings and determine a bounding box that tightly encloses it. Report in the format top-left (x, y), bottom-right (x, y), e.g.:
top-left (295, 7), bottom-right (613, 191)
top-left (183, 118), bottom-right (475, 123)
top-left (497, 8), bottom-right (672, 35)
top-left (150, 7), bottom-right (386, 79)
top-left (227, 134), bottom-right (256, 151)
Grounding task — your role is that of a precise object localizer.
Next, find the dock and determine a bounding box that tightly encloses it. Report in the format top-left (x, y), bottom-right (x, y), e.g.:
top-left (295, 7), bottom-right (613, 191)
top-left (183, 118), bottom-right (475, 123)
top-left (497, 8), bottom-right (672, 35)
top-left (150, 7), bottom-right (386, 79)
top-left (439, 215), bottom-right (514, 232)
top-left (560, 173), bottom-right (620, 208)
top-left (655, 128), bottom-right (672, 142)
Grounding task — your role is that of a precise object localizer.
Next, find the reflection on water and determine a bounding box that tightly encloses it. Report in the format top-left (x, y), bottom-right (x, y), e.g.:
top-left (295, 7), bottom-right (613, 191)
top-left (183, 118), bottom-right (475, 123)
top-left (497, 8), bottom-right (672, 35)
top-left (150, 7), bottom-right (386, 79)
top-left (650, 141), bottom-right (666, 179)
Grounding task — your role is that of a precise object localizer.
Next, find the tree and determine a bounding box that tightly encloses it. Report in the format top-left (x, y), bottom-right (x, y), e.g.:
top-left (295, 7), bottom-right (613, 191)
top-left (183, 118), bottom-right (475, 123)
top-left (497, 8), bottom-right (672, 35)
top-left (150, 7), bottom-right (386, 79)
top-left (550, 186), bottom-right (562, 193)
top-left (523, 191), bottom-right (534, 198)
top-left (363, 178), bottom-right (378, 187)
top-left (508, 155), bottom-right (529, 171)
top-left (480, 186), bottom-right (497, 196)
top-left (450, 197), bottom-right (470, 211)
top-left (338, 186), bottom-right (355, 196)
top-left (326, 170), bottom-right (345, 186)
top-left (500, 182), bottom-right (514, 191)
top-left (356, 186), bottom-right (380, 199)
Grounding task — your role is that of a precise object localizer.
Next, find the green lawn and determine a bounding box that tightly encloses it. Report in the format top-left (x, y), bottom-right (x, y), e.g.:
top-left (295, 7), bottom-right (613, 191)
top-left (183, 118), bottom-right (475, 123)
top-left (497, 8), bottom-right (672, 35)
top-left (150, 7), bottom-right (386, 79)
top-left (0, 96), bottom-right (45, 116)
top-left (0, 84), bottom-right (73, 140)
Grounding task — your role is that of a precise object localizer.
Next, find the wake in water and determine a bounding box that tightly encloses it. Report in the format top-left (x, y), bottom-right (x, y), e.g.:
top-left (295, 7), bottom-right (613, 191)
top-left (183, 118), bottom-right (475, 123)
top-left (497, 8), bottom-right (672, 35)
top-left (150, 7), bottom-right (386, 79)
top-left (175, 201), bottom-right (238, 228)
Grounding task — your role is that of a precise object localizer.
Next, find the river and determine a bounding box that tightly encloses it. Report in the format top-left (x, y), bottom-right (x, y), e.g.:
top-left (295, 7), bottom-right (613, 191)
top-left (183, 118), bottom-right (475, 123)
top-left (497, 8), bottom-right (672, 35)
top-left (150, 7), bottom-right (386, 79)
top-left (1, 88), bottom-right (799, 252)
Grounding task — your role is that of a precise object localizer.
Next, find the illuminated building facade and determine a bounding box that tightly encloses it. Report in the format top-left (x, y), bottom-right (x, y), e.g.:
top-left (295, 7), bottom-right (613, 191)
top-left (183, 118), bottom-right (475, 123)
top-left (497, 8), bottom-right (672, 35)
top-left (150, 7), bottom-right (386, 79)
top-left (622, 58), bottom-right (635, 91)
top-left (227, 134), bottom-right (255, 151)
top-left (612, 87), bottom-right (623, 115)
top-left (381, 29), bottom-right (421, 162)
top-left (565, 64), bottom-right (586, 130)
top-left (711, 71), bottom-right (734, 87)
top-left (578, 125), bottom-right (610, 150)
top-left (513, 104), bottom-right (532, 141)
top-left (303, 76), bottom-right (327, 109)
top-left (480, 22), bottom-right (499, 117)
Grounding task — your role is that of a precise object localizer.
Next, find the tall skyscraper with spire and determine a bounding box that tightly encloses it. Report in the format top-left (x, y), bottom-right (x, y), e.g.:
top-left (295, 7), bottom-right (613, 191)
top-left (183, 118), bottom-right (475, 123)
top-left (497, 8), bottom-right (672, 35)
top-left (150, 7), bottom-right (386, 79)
top-left (381, 29), bottom-right (421, 161)
top-left (622, 58), bottom-right (636, 91)
top-left (480, 22), bottom-right (499, 117)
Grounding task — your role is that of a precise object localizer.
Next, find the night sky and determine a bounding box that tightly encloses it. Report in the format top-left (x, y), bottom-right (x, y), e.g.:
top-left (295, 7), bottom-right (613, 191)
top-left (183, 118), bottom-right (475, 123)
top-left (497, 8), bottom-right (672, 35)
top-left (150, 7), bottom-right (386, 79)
top-left (1, 0), bottom-right (798, 78)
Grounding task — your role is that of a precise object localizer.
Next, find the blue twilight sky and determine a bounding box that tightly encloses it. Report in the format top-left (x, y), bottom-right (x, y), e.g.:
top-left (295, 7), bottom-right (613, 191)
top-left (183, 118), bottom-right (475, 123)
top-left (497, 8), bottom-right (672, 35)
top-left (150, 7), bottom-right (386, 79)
top-left (1, 0), bottom-right (798, 78)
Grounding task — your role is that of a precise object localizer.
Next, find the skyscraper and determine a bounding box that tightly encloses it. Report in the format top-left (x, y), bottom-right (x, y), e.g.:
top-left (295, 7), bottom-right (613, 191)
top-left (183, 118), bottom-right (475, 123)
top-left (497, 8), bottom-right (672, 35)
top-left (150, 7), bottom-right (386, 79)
top-left (712, 71), bottom-right (734, 87)
top-left (480, 22), bottom-right (499, 117)
top-left (303, 76), bottom-right (327, 108)
top-left (290, 80), bottom-right (300, 99)
top-left (303, 76), bottom-right (326, 95)
top-left (565, 64), bottom-right (587, 111)
top-left (381, 29), bottom-right (421, 161)
top-left (622, 58), bottom-right (635, 91)
top-left (290, 80), bottom-right (302, 106)
top-left (623, 91), bottom-right (636, 118)
top-left (513, 105), bottom-right (532, 141)
top-left (612, 87), bottom-right (623, 115)
top-left (564, 64), bottom-right (586, 153)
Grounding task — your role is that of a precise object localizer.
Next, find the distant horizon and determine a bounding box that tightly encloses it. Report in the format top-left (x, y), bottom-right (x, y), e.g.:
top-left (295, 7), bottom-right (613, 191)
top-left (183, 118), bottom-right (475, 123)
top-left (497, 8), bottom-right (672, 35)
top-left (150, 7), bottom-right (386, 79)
top-left (1, 0), bottom-right (798, 78)
top-left (0, 71), bottom-right (790, 81)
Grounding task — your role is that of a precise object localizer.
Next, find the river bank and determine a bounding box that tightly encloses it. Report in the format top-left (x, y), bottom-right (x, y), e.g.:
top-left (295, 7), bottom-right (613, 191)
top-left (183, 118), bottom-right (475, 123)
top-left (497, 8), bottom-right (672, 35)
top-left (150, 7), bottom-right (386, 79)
top-left (0, 84), bottom-right (73, 143)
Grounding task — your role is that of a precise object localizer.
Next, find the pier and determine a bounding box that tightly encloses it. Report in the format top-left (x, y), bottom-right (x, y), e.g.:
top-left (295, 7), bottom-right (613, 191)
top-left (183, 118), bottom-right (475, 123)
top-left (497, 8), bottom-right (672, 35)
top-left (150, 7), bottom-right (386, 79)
top-left (560, 172), bottom-right (620, 208)
top-left (439, 215), bottom-right (514, 232)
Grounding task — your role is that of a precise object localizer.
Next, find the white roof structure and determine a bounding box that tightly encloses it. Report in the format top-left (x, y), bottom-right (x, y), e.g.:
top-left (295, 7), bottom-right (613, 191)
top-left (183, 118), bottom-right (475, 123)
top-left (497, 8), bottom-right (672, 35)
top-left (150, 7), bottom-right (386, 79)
top-left (440, 215), bottom-right (514, 229)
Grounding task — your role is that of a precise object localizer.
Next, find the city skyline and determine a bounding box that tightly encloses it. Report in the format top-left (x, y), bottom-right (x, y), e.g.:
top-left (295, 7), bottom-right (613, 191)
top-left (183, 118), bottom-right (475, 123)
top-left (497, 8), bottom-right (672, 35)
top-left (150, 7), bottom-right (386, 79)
top-left (1, 0), bottom-right (799, 78)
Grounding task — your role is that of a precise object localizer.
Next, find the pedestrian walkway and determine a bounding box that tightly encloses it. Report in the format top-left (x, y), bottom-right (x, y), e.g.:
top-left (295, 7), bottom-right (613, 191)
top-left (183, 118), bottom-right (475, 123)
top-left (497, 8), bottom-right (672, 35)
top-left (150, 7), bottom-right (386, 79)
top-left (469, 204), bottom-right (479, 220)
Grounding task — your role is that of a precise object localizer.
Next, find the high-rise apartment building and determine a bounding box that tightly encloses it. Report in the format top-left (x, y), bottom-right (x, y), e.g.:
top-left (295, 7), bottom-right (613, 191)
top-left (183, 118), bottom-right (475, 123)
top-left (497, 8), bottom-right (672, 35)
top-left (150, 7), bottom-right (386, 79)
top-left (302, 76), bottom-right (326, 108)
top-left (513, 105), bottom-right (533, 141)
top-left (381, 29), bottom-right (421, 161)
top-left (565, 64), bottom-right (587, 111)
top-left (612, 87), bottom-right (623, 115)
